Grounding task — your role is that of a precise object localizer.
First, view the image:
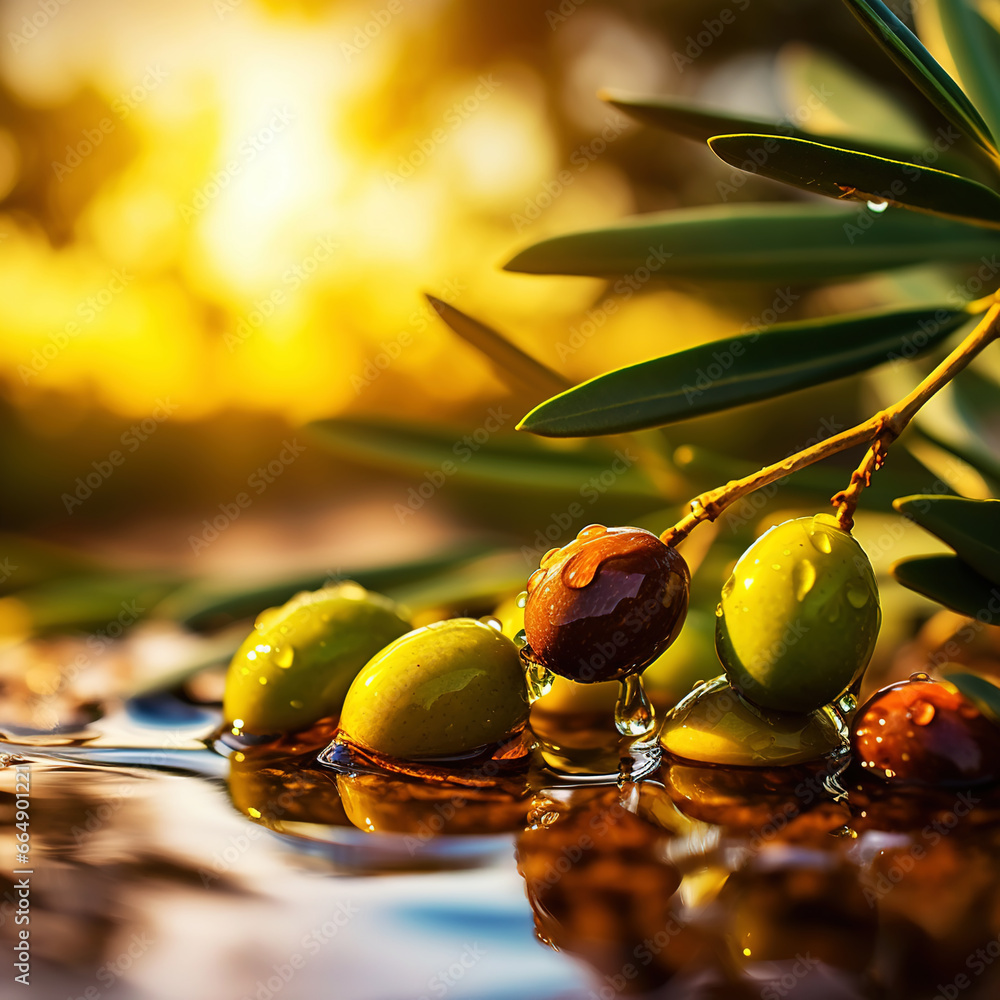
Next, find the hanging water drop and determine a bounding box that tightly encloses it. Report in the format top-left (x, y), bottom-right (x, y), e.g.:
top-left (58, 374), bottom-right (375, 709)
top-left (525, 660), bottom-right (555, 704)
top-left (615, 673), bottom-right (655, 737)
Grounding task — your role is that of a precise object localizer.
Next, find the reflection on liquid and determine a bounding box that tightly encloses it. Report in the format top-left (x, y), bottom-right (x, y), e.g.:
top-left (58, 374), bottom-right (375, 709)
top-left (516, 785), bottom-right (712, 995)
top-left (2, 686), bottom-right (1000, 998)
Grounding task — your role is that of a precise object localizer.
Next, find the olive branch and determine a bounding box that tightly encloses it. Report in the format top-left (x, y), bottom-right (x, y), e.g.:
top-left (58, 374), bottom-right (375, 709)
top-left (660, 296), bottom-right (1000, 544)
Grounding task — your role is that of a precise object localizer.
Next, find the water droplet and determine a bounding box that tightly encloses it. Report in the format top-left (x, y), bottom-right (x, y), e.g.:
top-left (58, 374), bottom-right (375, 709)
top-left (793, 559), bottom-right (816, 602)
top-left (578, 523), bottom-right (607, 541)
top-left (721, 576), bottom-right (735, 599)
top-left (614, 674), bottom-right (655, 737)
top-left (771, 563), bottom-right (782, 571)
top-left (273, 644), bottom-right (294, 669)
top-left (867, 198), bottom-right (888, 213)
top-left (254, 608), bottom-right (282, 631)
top-left (910, 699), bottom-right (935, 726)
top-left (527, 569), bottom-right (546, 592)
top-left (539, 811), bottom-right (559, 826)
top-left (560, 549), bottom-right (603, 589)
top-left (837, 692), bottom-right (858, 715)
top-left (909, 671), bottom-right (931, 682)
top-left (515, 590), bottom-right (528, 609)
top-left (479, 615), bottom-right (503, 632)
top-left (714, 603), bottom-right (724, 618)
top-left (258, 676), bottom-right (267, 685)
top-left (808, 528), bottom-right (833, 554)
top-left (525, 661), bottom-right (554, 703)
top-left (513, 628), bottom-right (528, 650)
top-left (540, 547), bottom-right (561, 569)
top-left (847, 584), bottom-right (870, 609)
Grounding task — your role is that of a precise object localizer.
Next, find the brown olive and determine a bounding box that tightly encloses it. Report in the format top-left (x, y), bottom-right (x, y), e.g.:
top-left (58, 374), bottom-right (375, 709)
top-left (852, 678), bottom-right (1000, 786)
top-left (523, 524), bottom-right (689, 683)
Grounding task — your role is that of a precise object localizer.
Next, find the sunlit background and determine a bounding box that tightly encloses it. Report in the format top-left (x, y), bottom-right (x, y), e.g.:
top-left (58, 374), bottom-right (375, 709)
top-left (0, 0), bottom-right (932, 570)
top-left (5, 4), bottom-right (1000, 998)
top-left (2, 0), bottom-right (994, 647)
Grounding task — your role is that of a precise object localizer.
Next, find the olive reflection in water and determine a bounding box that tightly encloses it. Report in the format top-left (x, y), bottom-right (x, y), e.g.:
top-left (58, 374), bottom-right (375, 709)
top-left (336, 771), bottom-right (531, 837)
top-left (515, 785), bottom-right (715, 995)
top-left (719, 849), bottom-right (876, 980)
top-left (227, 751), bottom-right (350, 828)
top-left (849, 780), bottom-right (1000, 996)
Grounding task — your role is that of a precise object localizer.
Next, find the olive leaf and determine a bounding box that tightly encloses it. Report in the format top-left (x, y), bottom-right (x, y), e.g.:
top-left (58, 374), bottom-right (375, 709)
top-left (153, 543), bottom-right (497, 630)
top-left (517, 305), bottom-right (970, 437)
top-left (503, 203), bottom-right (1000, 283)
top-left (600, 90), bottom-right (920, 161)
top-left (778, 43), bottom-right (931, 150)
top-left (942, 670), bottom-right (1000, 725)
top-left (425, 294), bottom-right (569, 398)
top-left (911, 369), bottom-right (1000, 484)
top-left (384, 550), bottom-right (530, 612)
top-left (893, 494), bottom-right (1000, 585)
top-left (707, 134), bottom-right (1000, 229)
top-left (305, 417), bottom-right (660, 495)
top-left (915, 0), bottom-right (1000, 156)
top-left (5, 573), bottom-right (180, 635)
top-left (841, 0), bottom-right (997, 156)
top-left (891, 553), bottom-right (1000, 619)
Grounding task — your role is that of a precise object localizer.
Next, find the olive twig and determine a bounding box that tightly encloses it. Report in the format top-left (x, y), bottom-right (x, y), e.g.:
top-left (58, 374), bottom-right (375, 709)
top-left (660, 299), bottom-right (1000, 546)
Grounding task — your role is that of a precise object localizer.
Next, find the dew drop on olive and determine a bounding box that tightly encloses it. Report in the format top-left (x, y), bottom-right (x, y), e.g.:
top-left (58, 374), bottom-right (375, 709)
top-left (853, 678), bottom-right (1000, 786)
top-left (223, 581), bottom-right (410, 736)
top-left (716, 514), bottom-right (880, 714)
top-left (338, 617), bottom-right (529, 760)
top-left (523, 524), bottom-right (690, 683)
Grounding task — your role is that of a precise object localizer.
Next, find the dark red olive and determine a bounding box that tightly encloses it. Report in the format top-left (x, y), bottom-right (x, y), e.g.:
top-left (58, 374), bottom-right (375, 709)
top-left (852, 678), bottom-right (1000, 786)
top-left (523, 524), bottom-right (689, 683)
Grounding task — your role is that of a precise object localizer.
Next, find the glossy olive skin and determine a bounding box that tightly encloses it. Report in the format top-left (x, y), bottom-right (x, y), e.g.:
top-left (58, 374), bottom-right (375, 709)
top-left (339, 618), bottom-right (529, 760)
top-left (717, 514), bottom-right (880, 713)
top-left (853, 678), bottom-right (1000, 786)
top-left (223, 582), bottom-right (410, 736)
top-left (523, 524), bottom-right (690, 683)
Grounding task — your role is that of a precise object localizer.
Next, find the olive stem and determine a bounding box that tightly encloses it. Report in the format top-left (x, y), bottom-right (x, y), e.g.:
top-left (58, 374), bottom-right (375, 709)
top-left (660, 300), bottom-right (1000, 545)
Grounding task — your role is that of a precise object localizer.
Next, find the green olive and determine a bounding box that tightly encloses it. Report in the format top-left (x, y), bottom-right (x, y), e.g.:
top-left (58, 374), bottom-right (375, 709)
top-left (339, 618), bottom-right (529, 760)
top-left (660, 676), bottom-right (848, 766)
top-left (716, 514), bottom-right (880, 713)
top-left (223, 581), bottom-right (410, 736)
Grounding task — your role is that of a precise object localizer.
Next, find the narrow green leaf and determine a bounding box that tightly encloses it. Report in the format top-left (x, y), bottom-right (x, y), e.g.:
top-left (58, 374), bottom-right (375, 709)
top-left (306, 417), bottom-right (659, 494)
top-left (941, 670), bottom-right (1000, 725)
top-left (601, 90), bottom-right (923, 162)
top-left (893, 494), bottom-right (1000, 584)
top-left (913, 369), bottom-right (1000, 483)
top-left (778, 43), bottom-right (931, 150)
top-left (708, 134), bottom-right (1000, 228)
top-left (503, 203), bottom-right (1000, 283)
top-left (425, 294), bottom-right (569, 397)
top-left (6, 573), bottom-right (180, 635)
top-left (517, 305), bottom-right (969, 437)
top-left (913, 424), bottom-right (1000, 485)
top-left (385, 551), bottom-right (528, 612)
top-left (891, 553), bottom-right (1000, 618)
top-left (917, 0), bottom-right (1000, 156)
top-left (153, 543), bottom-right (496, 630)
top-left (841, 0), bottom-right (996, 155)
